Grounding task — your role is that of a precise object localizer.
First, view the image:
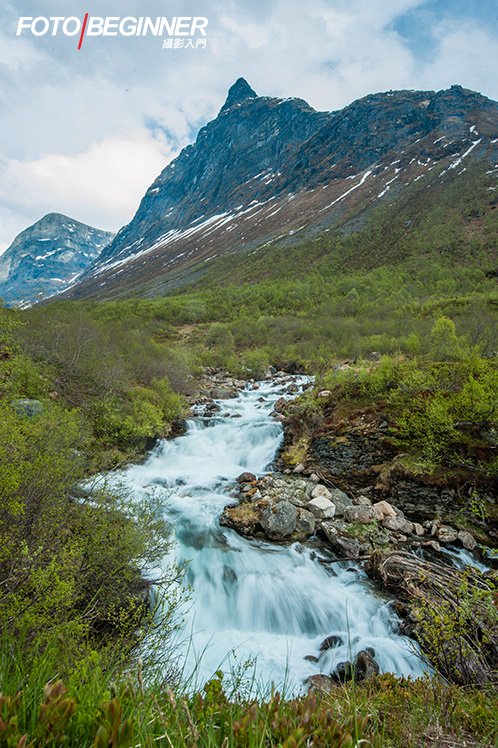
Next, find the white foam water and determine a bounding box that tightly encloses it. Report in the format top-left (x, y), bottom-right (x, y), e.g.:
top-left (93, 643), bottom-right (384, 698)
top-left (110, 378), bottom-right (425, 693)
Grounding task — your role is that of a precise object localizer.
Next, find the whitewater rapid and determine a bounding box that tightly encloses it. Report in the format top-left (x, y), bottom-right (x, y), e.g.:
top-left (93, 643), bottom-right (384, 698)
top-left (113, 378), bottom-right (425, 693)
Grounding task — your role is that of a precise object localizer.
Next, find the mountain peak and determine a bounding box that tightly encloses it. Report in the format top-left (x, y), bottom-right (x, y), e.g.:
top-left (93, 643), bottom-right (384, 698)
top-left (0, 214), bottom-right (114, 307)
top-left (220, 77), bottom-right (257, 113)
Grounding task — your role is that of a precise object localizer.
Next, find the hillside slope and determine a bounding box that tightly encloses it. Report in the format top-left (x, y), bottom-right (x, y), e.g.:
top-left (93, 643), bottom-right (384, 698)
top-left (65, 80), bottom-right (498, 300)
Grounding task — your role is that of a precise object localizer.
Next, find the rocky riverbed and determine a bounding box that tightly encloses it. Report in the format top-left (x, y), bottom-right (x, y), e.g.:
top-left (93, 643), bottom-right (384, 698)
top-left (211, 365), bottom-right (488, 565)
top-left (220, 470), bottom-right (480, 560)
top-left (179, 368), bottom-right (496, 688)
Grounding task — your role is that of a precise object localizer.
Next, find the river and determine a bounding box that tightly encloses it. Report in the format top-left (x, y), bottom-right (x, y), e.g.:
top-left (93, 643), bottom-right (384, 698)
top-left (110, 376), bottom-right (425, 694)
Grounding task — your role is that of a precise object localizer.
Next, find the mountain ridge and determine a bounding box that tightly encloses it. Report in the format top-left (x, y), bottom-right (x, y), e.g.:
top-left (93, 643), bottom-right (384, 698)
top-left (0, 213), bottom-right (114, 307)
top-left (57, 80), bottom-right (498, 300)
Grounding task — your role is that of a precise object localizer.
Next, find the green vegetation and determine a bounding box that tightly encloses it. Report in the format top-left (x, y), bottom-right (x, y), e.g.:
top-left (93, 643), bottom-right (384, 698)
top-left (0, 163), bottom-right (497, 745)
top-left (314, 326), bottom-right (498, 469)
top-left (0, 309), bottom-right (182, 745)
top-left (1, 665), bottom-right (497, 747)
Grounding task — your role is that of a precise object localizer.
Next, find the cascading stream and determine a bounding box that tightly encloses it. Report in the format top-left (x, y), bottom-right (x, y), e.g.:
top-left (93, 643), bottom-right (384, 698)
top-left (113, 378), bottom-right (425, 693)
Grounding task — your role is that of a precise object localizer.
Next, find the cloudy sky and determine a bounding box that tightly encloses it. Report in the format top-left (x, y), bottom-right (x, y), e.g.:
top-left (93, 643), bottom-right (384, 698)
top-left (0, 0), bottom-right (497, 252)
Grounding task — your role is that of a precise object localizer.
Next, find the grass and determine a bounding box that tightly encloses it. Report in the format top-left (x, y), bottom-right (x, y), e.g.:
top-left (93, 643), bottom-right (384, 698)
top-left (1, 638), bottom-right (497, 748)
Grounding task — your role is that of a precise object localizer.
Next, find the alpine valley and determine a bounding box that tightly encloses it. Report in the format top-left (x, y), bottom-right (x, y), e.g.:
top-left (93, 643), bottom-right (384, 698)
top-left (59, 77), bottom-right (498, 300)
top-left (1, 78), bottom-right (497, 747)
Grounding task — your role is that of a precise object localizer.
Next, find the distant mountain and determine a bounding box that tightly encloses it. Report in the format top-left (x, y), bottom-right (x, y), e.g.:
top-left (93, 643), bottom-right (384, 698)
top-left (0, 214), bottom-right (114, 306)
top-left (64, 79), bottom-right (498, 300)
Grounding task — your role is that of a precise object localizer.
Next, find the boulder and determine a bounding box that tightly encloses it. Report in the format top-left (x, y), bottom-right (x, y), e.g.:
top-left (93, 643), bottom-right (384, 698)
top-left (211, 387), bottom-right (235, 399)
top-left (310, 484), bottom-right (332, 500)
top-left (328, 488), bottom-right (353, 516)
top-left (293, 463), bottom-right (305, 474)
top-left (429, 519), bottom-right (441, 536)
top-left (372, 500), bottom-right (397, 520)
top-left (413, 522), bottom-right (425, 536)
top-left (436, 525), bottom-right (458, 544)
top-left (295, 508), bottom-right (316, 538)
top-left (335, 649), bottom-right (379, 683)
top-left (308, 496), bottom-right (336, 520)
top-left (343, 505), bottom-right (376, 524)
top-left (424, 539), bottom-right (441, 553)
top-left (305, 674), bottom-right (336, 693)
top-left (11, 399), bottom-right (43, 417)
top-left (457, 530), bottom-right (477, 551)
top-left (382, 516), bottom-right (414, 534)
top-left (272, 413), bottom-right (286, 422)
top-left (355, 649), bottom-right (380, 680)
top-left (319, 635), bottom-right (342, 652)
top-left (335, 660), bottom-right (354, 682)
top-left (317, 390), bottom-right (331, 398)
top-left (322, 522), bottom-right (362, 558)
top-left (273, 397), bottom-right (287, 412)
top-left (356, 495), bottom-right (372, 506)
top-left (237, 472), bottom-right (257, 483)
top-left (220, 503), bottom-right (261, 536)
top-left (261, 500), bottom-right (297, 540)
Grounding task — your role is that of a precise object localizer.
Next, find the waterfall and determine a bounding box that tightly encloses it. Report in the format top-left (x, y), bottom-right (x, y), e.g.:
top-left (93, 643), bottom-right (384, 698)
top-left (113, 378), bottom-right (426, 693)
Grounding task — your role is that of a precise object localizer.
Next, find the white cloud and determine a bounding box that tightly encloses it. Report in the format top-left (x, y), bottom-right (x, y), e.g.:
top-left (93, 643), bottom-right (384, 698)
top-left (0, 0), bottom-right (496, 252)
top-left (0, 133), bottom-right (178, 250)
top-left (419, 19), bottom-right (498, 94)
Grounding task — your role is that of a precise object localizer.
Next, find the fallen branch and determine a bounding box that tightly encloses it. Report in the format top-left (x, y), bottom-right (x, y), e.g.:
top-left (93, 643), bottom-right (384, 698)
top-left (366, 550), bottom-right (498, 687)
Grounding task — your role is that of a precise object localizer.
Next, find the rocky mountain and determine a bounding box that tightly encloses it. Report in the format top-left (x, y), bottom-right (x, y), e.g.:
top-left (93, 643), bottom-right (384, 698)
top-left (0, 214), bottom-right (113, 306)
top-left (66, 79), bottom-right (498, 300)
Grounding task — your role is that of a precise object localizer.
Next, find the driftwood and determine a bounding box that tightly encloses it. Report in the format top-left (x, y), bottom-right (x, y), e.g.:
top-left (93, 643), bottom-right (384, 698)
top-left (367, 551), bottom-right (498, 687)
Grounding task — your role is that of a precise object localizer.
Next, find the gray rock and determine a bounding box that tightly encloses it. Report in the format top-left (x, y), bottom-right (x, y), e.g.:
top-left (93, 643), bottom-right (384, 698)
top-left (308, 496), bottom-right (336, 520)
top-left (322, 522), bottom-right (362, 558)
top-left (319, 635), bottom-right (343, 652)
top-left (328, 488), bottom-right (353, 517)
top-left (413, 522), bottom-right (425, 536)
top-left (372, 500), bottom-right (397, 519)
top-left (457, 530), bottom-right (477, 551)
top-left (305, 674), bottom-right (336, 693)
top-left (335, 660), bottom-right (354, 682)
top-left (343, 505), bottom-right (376, 524)
top-left (11, 399), bottom-right (43, 417)
top-left (295, 508), bottom-right (316, 538)
top-left (424, 539), bottom-right (441, 552)
top-left (335, 649), bottom-right (379, 683)
top-left (355, 649), bottom-right (380, 680)
top-left (311, 484), bottom-right (332, 500)
top-left (429, 519), bottom-right (441, 536)
top-left (211, 387), bottom-right (235, 399)
top-left (260, 500), bottom-right (297, 540)
top-left (382, 516), bottom-right (414, 534)
top-left (436, 525), bottom-right (458, 544)
top-left (355, 495), bottom-right (372, 506)
top-left (237, 472), bottom-right (257, 483)
top-left (293, 463), bottom-right (305, 474)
